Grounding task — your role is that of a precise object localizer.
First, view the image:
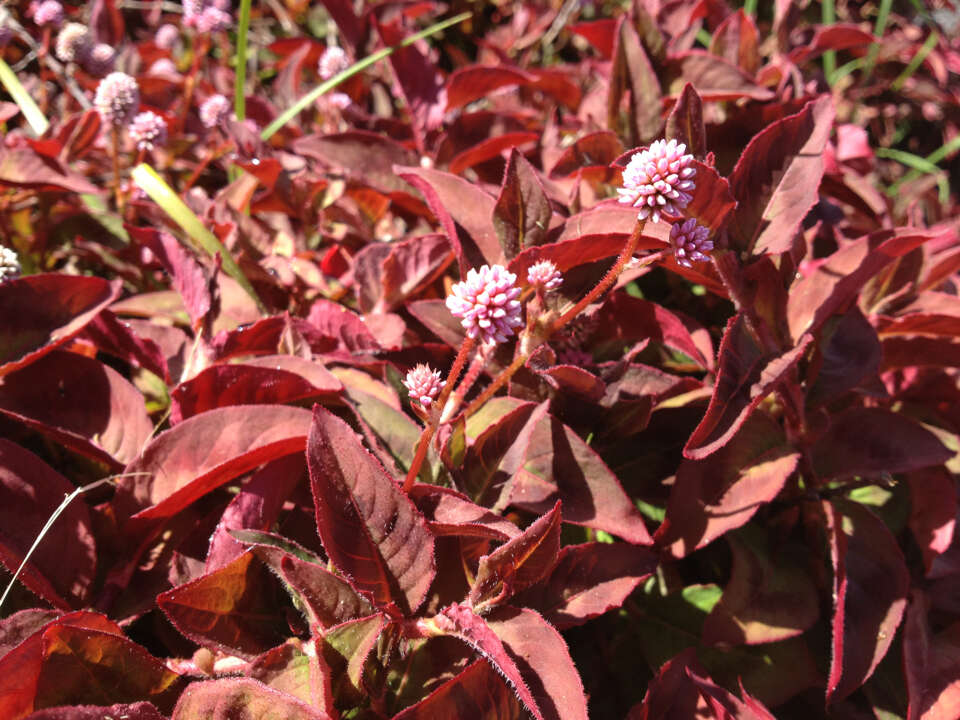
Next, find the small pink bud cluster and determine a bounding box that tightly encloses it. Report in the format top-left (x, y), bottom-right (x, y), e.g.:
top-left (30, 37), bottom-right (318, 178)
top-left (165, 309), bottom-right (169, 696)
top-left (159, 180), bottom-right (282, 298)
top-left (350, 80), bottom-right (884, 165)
top-left (0, 246), bottom-right (21, 282)
top-left (527, 260), bottom-right (562, 292)
top-left (155, 23), bottom-right (179, 50)
top-left (183, 0), bottom-right (231, 33)
top-left (32, 0), bottom-right (64, 27)
top-left (83, 43), bottom-right (116, 76)
top-left (446, 264), bottom-right (523, 345)
top-left (199, 94), bottom-right (230, 128)
top-left (403, 364), bottom-right (445, 408)
top-left (129, 111), bottom-right (168, 151)
top-left (670, 218), bottom-right (714, 268)
top-left (618, 138), bottom-right (696, 223)
top-left (94, 72), bottom-right (140, 127)
top-left (318, 46), bottom-right (349, 80)
top-left (54, 22), bottom-right (91, 62)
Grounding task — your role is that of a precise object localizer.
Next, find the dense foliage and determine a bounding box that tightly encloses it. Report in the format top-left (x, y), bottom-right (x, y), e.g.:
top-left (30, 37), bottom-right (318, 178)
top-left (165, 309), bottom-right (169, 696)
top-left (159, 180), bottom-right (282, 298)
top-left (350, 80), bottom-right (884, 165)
top-left (1, 0), bottom-right (960, 718)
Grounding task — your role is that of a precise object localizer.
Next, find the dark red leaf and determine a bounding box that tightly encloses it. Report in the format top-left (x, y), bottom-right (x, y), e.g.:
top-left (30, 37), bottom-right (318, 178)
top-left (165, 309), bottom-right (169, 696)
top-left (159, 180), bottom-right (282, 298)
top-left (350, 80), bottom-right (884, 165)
top-left (468, 502), bottom-right (562, 610)
top-left (657, 412), bottom-right (800, 557)
top-left (491, 149), bottom-right (555, 261)
top-left (158, 551), bottom-right (290, 659)
top-left (354, 233), bottom-right (453, 314)
top-left (569, 19), bottom-right (617, 59)
top-left (208, 314), bottom-right (335, 361)
top-left (664, 51), bottom-right (775, 102)
top-left (315, 0), bottom-right (364, 51)
top-left (0, 147), bottom-right (101, 194)
top-left (392, 658), bottom-right (523, 719)
top-left (24, 703), bottom-right (166, 720)
top-left (513, 542), bottom-right (657, 629)
top-left (408, 484), bottom-right (521, 541)
top-left (683, 314), bottom-right (812, 460)
top-left (294, 132), bottom-right (417, 194)
top-left (709, 9), bottom-right (761, 74)
top-left (806, 306), bottom-right (881, 406)
top-left (812, 408), bottom-right (952, 480)
top-left (171, 677), bottom-right (333, 720)
top-left (608, 17), bottom-right (662, 145)
top-left (0, 440), bottom-right (96, 610)
top-left (825, 499), bottom-right (910, 704)
top-left (486, 606), bottom-right (588, 720)
top-left (664, 84), bottom-right (707, 160)
top-left (274, 553), bottom-right (374, 629)
top-left (317, 613), bottom-right (386, 703)
top-left (81, 310), bottom-right (170, 383)
top-left (907, 468), bottom-right (957, 574)
top-left (0, 274), bottom-right (120, 377)
top-left (904, 591), bottom-right (960, 720)
top-left (445, 66), bottom-right (580, 111)
top-left (115, 405), bottom-right (313, 525)
top-left (0, 350), bottom-right (153, 468)
top-left (0, 609), bottom-right (60, 658)
top-left (306, 406), bottom-right (435, 616)
top-left (305, 299), bottom-right (381, 356)
top-left (728, 95), bottom-right (835, 256)
top-left (788, 227), bottom-right (938, 341)
top-left (702, 527), bottom-right (819, 646)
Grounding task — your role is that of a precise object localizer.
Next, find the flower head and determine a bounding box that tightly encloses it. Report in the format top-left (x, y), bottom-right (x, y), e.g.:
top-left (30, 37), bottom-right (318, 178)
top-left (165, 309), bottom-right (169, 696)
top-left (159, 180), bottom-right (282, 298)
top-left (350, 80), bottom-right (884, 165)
top-left (155, 23), bottom-right (179, 49)
top-left (0, 246), bottom-right (21, 282)
top-left (199, 93), bottom-right (230, 128)
top-left (33, 0), bottom-right (64, 27)
top-left (618, 138), bottom-right (696, 224)
top-left (94, 72), bottom-right (140, 127)
top-left (129, 111), bottom-right (168, 151)
top-left (318, 46), bottom-right (349, 80)
top-left (148, 58), bottom-right (179, 76)
top-left (670, 218), bottom-right (713, 267)
top-left (446, 264), bottom-right (523, 345)
top-left (55, 22), bottom-right (92, 62)
top-left (527, 260), bottom-right (562, 292)
top-left (183, 0), bottom-right (231, 32)
top-left (403, 364), bottom-right (445, 408)
top-left (82, 42), bottom-right (116, 76)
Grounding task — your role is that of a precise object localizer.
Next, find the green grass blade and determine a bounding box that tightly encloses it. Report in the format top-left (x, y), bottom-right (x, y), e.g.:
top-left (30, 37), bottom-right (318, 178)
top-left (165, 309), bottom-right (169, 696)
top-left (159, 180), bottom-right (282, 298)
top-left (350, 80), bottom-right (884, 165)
top-left (234, 0), bottom-right (252, 122)
top-left (131, 163), bottom-right (266, 313)
top-left (743, 0), bottom-right (758, 17)
top-left (892, 30), bottom-right (939, 91)
top-left (884, 135), bottom-right (960, 196)
top-left (0, 58), bottom-right (49, 136)
top-left (261, 10), bottom-right (471, 141)
top-left (876, 147), bottom-right (941, 174)
top-left (822, 0), bottom-right (836, 83)
top-left (862, 0), bottom-right (893, 81)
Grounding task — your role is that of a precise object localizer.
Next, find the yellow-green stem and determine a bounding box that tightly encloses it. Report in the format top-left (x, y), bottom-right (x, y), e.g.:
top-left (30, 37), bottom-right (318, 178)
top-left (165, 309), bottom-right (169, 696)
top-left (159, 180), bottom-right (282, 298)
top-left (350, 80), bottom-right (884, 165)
top-left (111, 126), bottom-right (124, 213)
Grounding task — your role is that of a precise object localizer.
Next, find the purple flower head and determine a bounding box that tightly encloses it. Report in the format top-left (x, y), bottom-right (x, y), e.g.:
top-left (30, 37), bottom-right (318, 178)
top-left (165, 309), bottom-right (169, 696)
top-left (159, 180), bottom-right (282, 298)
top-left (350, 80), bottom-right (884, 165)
top-left (94, 72), bottom-right (140, 127)
top-left (446, 264), bottom-right (524, 345)
top-left (326, 91), bottom-right (351, 110)
top-left (184, 0), bottom-right (231, 32)
top-left (55, 22), bottom-right (92, 62)
top-left (527, 259), bottom-right (562, 292)
top-left (81, 42), bottom-right (116, 76)
top-left (129, 111), bottom-right (168, 151)
top-left (318, 46), bottom-right (349, 80)
top-left (618, 138), bottom-right (696, 224)
top-left (670, 218), bottom-right (713, 267)
top-left (33, 0), bottom-right (64, 27)
top-left (155, 23), bottom-right (179, 50)
top-left (199, 93), bottom-right (230, 128)
top-left (403, 364), bottom-right (445, 408)
top-left (0, 246), bottom-right (21, 282)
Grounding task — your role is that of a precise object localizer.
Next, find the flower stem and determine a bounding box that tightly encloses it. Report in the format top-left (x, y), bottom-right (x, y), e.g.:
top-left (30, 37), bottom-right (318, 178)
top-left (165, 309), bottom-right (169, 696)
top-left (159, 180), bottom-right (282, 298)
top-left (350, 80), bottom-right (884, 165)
top-left (111, 126), bottom-right (124, 213)
top-left (403, 334), bottom-right (475, 491)
top-left (440, 344), bottom-right (487, 423)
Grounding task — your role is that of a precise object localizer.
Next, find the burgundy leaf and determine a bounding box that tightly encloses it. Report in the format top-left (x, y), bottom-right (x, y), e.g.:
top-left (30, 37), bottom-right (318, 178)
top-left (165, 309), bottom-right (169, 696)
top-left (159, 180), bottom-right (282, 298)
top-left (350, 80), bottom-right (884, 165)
top-left (0, 609), bottom-right (61, 658)
top-left (315, 0), bottom-right (364, 51)
top-left (294, 131), bottom-right (417, 194)
top-left (88, 0), bottom-right (124, 46)
top-left (549, 131), bottom-right (624, 178)
top-left (392, 658), bottom-right (523, 719)
top-left (354, 233), bottom-right (453, 313)
top-left (569, 19), bottom-right (617, 59)
top-left (806, 305), bottom-right (880, 406)
top-left (683, 314), bottom-right (811, 460)
top-left (728, 95), bottom-right (834, 256)
top-left (607, 16), bottom-right (662, 145)
top-left (881, 336), bottom-right (960, 370)
top-left (395, 165), bottom-right (502, 270)
top-left (408, 484), bottom-right (521, 541)
top-left (702, 527), bottom-right (819, 646)
top-left (445, 66), bottom-right (580, 112)
top-left (493, 149), bottom-right (554, 260)
top-left (0, 350), bottom-right (153, 468)
top-left (171, 677), bottom-right (333, 720)
top-left (468, 502), bottom-right (562, 610)
top-left (788, 229), bottom-right (937, 342)
top-left (273, 552), bottom-right (374, 629)
top-left (0, 274), bottom-right (120, 376)
top-left (114, 405), bottom-right (313, 525)
top-left (664, 84), bottom-right (707, 160)
top-left (512, 542), bottom-right (657, 629)
top-left (306, 405), bottom-right (435, 615)
top-left (812, 408), bottom-right (952, 480)
top-left (317, 613), bottom-right (386, 702)
top-left (709, 9), bottom-right (761, 74)
top-left (208, 314), bottom-right (335, 361)
top-left (158, 551), bottom-right (290, 659)
top-left (825, 499), bottom-right (910, 704)
top-left (904, 591), bottom-right (960, 720)
top-left (485, 606), bottom-right (588, 720)
top-left (664, 51), bottom-right (775, 102)
top-left (246, 641), bottom-right (334, 712)
top-left (0, 147), bottom-right (101, 194)
top-left (656, 412), bottom-right (800, 557)
top-left (25, 703), bottom-right (164, 720)
top-left (907, 467), bottom-right (957, 574)
top-left (81, 310), bottom-right (170, 383)
top-left (305, 300), bottom-right (381, 356)
top-left (0, 440), bottom-right (96, 610)
top-left (449, 132), bottom-right (541, 176)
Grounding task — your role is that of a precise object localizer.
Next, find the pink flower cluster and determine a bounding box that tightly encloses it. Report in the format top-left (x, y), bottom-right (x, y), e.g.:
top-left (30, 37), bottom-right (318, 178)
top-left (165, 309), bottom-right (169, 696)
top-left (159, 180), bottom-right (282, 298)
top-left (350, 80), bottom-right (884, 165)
top-left (318, 46), bottom-right (349, 80)
top-left (670, 218), bottom-right (714, 268)
top-left (32, 0), bottom-right (64, 27)
top-left (446, 264), bottom-right (523, 345)
top-left (183, 0), bottom-right (231, 33)
top-left (199, 94), bottom-right (231, 128)
top-left (618, 139), bottom-right (696, 223)
top-left (94, 72), bottom-right (140, 127)
top-left (129, 111), bottom-right (168, 151)
top-left (403, 365), bottom-right (445, 408)
top-left (527, 260), bottom-right (562, 292)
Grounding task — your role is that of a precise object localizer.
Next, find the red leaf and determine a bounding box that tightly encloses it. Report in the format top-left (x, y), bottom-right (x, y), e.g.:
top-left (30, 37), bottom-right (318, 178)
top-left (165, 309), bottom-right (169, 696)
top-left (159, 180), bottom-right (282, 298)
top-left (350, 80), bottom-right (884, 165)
top-left (354, 233), bottom-right (453, 313)
top-left (445, 66), bottom-right (580, 112)
top-left (608, 17), bottom-right (662, 145)
top-left (702, 527), bottom-right (819, 646)
top-left (486, 606), bottom-right (588, 720)
top-left (274, 553), bottom-right (375, 629)
top-left (0, 147), bottom-right (101, 194)
top-left (408, 484), bottom-right (521, 541)
top-left (208, 314), bottom-right (335, 361)
top-left (664, 84), bottom-right (707, 160)
top-left (82, 310), bottom-right (170, 383)
top-left (825, 499), bottom-right (910, 704)
top-left (158, 551), bottom-right (289, 659)
top-left (24, 702), bottom-right (166, 720)
top-left (170, 357), bottom-right (341, 424)
top-left (513, 542), bottom-right (657, 629)
top-left (115, 405), bottom-right (313, 525)
top-left (0, 274), bottom-right (120, 377)
top-left (314, 0), bottom-right (364, 51)
top-left (294, 132), bottom-right (417, 194)
top-left (656, 412), bottom-right (800, 557)
top-left (171, 677), bottom-right (333, 720)
top-left (0, 350), bottom-right (153, 468)
top-left (904, 591), bottom-right (960, 720)
top-left (664, 51), bottom-right (775, 102)
top-left (812, 408), bottom-right (952, 480)
top-left (305, 299), bottom-right (381, 356)
top-left (683, 314), bottom-right (811, 460)
top-left (806, 306), bottom-right (880, 407)
top-left (0, 609), bottom-right (60, 658)
top-left (492, 149), bottom-right (555, 260)
top-left (88, 0), bottom-right (124, 46)
top-left (317, 613), bottom-right (385, 702)
top-left (569, 19), bottom-right (617, 60)
top-left (306, 405), bottom-right (435, 616)
top-left (0, 441), bottom-right (95, 610)
top-left (392, 658), bottom-right (523, 719)
top-left (395, 165), bottom-right (502, 271)
top-left (468, 502), bottom-right (562, 610)
top-left (728, 95), bottom-right (834, 256)
top-left (709, 9), bottom-right (761, 74)
top-left (907, 467), bottom-right (957, 574)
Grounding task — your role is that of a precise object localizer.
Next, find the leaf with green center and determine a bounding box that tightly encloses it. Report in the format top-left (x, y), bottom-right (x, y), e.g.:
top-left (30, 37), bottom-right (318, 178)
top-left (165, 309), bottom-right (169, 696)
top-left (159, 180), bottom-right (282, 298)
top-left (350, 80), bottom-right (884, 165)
top-left (171, 678), bottom-right (333, 720)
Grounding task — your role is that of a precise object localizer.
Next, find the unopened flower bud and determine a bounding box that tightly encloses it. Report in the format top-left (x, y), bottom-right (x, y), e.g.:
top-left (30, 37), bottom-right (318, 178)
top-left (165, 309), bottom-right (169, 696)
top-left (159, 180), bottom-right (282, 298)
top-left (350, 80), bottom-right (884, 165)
top-left (403, 364), bottom-right (445, 408)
